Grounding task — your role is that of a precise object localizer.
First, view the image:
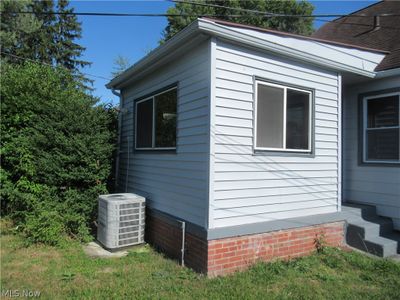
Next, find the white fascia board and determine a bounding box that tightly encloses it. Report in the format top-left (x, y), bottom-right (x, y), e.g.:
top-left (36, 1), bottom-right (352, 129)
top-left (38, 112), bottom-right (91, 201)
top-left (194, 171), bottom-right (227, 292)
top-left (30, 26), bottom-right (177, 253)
top-left (197, 19), bottom-right (384, 78)
top-left (107, 18), bottom-right (387, 89)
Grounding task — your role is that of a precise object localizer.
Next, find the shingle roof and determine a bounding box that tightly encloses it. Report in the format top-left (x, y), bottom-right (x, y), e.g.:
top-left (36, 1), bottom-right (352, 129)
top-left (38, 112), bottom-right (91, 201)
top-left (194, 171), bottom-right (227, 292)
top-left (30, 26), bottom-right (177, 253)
top-left (203, 17), bottom-right (387, 53)
top-left (312, 1), bottom-right (400, 71)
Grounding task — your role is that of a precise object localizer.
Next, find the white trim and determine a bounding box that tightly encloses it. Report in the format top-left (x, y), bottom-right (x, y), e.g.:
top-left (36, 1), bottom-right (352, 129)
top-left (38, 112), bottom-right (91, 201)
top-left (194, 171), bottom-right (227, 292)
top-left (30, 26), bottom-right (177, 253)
top-left (362, 92), bottom-right (400, 163)
top-left (254, 80), bottom-right (312, 153)
top-left (283, 86), bottom-right (287, 149)
top-left (134, 87), bottom-right (178, 150)
top-left (107, 19), bottom-right (386, 89)
top-left (207, 37), bottom-right (217, 229)
top-left (337, 73), bottom-right (342, 209)
top-left (198, 19), bottom-right (379, 78)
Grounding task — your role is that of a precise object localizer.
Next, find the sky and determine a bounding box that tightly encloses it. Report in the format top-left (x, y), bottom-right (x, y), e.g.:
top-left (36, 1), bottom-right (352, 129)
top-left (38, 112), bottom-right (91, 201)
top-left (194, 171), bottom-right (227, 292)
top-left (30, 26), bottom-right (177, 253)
top-left (70, 0), bottom-right (378, 105)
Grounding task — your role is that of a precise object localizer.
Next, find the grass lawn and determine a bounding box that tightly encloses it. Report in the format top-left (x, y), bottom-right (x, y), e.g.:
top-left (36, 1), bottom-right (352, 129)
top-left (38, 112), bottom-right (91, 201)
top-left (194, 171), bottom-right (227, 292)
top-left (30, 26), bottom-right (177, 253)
top-left (1, 231), bottom-right (400, 299)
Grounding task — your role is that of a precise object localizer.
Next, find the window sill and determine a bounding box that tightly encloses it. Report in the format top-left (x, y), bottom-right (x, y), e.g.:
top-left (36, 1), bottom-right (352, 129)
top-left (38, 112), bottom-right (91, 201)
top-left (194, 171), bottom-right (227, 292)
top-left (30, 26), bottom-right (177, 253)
top-left (253, 148), bottom-right (314, 157)
top-left (360, 160), bottom-right (400, 167)
top-left (134, 148), bottom-right (177, 154)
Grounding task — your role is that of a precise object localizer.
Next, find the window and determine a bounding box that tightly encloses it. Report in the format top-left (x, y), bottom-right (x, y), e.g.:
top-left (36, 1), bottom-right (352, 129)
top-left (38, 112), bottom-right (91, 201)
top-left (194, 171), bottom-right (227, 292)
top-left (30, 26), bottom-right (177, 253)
top-left (135, 87), bottom-right (177, 150)
top-left (255, 81), bottom-right (312, 152)
top-left (363, 92), bottom-right (400, 163)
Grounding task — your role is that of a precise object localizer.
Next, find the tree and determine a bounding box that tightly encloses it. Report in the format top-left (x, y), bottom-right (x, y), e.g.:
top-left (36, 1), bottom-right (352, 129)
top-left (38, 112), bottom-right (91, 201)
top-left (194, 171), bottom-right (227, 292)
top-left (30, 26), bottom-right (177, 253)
top-left (0, 62), bottom-right (116, 244)
top-left (111, 55), bottom-right (131, 77)
top-left (0, 0), bottom-right (90, 84)
top-left (162, 0), bottom-right (315, 42)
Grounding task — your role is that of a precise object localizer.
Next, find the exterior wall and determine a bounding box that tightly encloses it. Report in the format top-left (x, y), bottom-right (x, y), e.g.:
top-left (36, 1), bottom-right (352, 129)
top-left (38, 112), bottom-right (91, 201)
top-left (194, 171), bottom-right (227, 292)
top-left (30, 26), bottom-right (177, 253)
top-left (210, 39), bottom-right (341, 228)
top-left (343, 75), bottom-right (400, 230)
top-left (145, 210), bottom-right (208, 272)
top-left (117, 40), bottom-right (211, 227)
top-left (145, 208), bottom-right (344, 277)
top-left (207, 221), bottom-right (344, 277)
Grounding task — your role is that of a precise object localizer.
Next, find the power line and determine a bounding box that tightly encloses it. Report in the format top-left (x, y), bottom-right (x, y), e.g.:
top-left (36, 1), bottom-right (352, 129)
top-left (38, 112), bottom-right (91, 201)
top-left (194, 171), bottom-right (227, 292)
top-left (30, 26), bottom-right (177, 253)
top-left (172, 0), bottom-right (400, 30)
top-left (3, 5), bottom-right (399, 31)
top-left (1, 11), bottom-right (243, 17)
top-left (172, 0), bottom-right (400, 18)
top-left (3, 8), bottom-right (400, 19)
top-left (1, 52), bottom-right (111, 81)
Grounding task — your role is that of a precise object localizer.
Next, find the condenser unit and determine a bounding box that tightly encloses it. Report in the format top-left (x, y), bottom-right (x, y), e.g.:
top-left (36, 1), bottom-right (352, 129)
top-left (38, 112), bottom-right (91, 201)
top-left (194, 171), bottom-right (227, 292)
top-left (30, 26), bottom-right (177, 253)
top-left (97, 193), bottom-right (145, 250)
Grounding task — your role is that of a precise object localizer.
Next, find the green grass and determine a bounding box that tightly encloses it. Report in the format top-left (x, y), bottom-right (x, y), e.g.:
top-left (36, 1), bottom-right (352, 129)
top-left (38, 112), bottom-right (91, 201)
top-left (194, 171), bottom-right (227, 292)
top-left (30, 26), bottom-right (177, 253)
top-left (1, 231), bottom-right (400, 299)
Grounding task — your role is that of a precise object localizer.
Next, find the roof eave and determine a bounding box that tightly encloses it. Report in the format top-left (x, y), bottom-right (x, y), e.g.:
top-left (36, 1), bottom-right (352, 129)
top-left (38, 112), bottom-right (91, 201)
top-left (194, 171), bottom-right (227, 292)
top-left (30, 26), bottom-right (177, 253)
top-left (374, 67), bottom-right (400, 78)
top-left (198, 19), bottom-right (378, 78)
top-left (107, 18), bottom-right (383, 90)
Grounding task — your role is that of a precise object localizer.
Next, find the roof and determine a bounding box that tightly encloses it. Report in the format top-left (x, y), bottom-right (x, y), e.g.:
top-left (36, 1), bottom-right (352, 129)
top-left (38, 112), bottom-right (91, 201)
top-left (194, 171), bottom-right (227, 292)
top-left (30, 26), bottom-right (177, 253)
top-left (312, 1), bottom-right (400, 71)
top-left (203, 17), bottom-right (387, 54)
top-left (107, 18), bottom-right (387, 89)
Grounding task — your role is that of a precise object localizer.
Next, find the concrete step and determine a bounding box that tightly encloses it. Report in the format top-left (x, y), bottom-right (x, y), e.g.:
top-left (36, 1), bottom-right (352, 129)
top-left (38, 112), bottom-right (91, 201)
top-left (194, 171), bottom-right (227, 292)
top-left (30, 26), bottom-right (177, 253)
top-left (347, 217), bottom-right (394, 238)
top-left (341, 203), bottom-right (376, 220)
top-left (346, 229), bottom-right (398, 257)
top-left (343, 202), bottom-right (398, 257)
top-left (381, 231), bottom-right (400, 254)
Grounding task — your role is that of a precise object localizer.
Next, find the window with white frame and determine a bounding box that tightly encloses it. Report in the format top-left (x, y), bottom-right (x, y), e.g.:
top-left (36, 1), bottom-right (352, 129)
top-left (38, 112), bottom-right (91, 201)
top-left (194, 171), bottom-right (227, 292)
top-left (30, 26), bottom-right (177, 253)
top-left (135, 86), bottom-right (177, 150)
top-left (255, 81), bottom-right (312, 152)
top-left (363, 92), bottom-right (400, 163)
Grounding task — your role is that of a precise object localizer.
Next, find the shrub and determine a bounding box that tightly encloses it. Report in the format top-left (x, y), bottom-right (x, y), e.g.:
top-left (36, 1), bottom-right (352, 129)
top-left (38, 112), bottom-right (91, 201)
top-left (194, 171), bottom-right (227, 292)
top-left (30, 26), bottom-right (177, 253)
top-left (24, 210), bottom-right (66, 246)
top-left (1, 62), bottom-right (117, 244)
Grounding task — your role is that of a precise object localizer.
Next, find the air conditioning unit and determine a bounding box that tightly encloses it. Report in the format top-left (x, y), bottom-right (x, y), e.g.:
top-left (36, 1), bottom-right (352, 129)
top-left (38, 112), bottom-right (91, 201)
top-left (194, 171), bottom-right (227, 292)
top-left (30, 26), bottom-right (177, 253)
top-left (97, 193), bottom-right (145, 250)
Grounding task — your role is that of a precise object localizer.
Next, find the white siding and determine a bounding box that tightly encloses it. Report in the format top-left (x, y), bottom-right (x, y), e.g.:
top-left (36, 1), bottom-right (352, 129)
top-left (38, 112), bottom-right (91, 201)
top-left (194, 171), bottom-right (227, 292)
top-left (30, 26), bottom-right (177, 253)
top-left (117, 40), bottom-right (211, 227)
top-left (343, 76), bottom-right (400, 230)
top-left (211, 39), bottom-right (340, 228)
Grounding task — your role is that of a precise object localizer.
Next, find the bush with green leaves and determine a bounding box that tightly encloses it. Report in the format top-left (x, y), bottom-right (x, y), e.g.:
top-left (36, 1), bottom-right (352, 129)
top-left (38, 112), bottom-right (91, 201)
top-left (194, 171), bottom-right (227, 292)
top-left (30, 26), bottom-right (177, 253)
top-left (1, 62), bottom-right (116, 245)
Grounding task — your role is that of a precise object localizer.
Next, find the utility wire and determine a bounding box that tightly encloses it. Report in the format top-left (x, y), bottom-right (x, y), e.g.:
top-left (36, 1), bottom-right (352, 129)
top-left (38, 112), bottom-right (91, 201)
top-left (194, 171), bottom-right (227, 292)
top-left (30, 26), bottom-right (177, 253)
top-left (1, 52), bottom-right (111, 81)
top-left (172, 0), bottom-right (400, 18)
top-left (3, 8), bottom-right (400, 18)
top-left (171, 0), bottom-right (400, 30)
top-left (1, 11), bottom-right (243, 17)
top-left (2, 7), bottom-right (399, 30)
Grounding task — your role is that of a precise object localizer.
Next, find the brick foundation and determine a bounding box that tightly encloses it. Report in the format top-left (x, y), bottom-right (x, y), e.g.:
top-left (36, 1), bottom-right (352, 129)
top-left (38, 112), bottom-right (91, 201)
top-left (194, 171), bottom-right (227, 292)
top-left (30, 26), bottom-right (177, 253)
top-left (146, 211), bottom-right (345, 277)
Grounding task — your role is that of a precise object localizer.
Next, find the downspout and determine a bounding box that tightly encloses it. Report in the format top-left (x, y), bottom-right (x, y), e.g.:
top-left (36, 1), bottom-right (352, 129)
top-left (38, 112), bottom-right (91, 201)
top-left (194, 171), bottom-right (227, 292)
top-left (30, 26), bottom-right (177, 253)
top-left (111, 88), bottom-right (122, 191)
top-left (178, 220), bottom-right (186, 266)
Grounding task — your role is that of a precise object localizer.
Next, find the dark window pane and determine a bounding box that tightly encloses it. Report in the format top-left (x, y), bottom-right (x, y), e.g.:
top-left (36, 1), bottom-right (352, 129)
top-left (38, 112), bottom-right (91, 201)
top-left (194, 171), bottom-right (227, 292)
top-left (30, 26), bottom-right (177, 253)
top-left (367, 128), bottom-right (399, 160)
top-left (256, 84), bottom-right (284, 148)
top-left (136, 99), bottom-right (153, 148)
top-left (155, 89), bottom-right (177, 148)
top-left (286, 89), bottom-right (310, 150)
top-left (367, 96), bottom-right (399, 128)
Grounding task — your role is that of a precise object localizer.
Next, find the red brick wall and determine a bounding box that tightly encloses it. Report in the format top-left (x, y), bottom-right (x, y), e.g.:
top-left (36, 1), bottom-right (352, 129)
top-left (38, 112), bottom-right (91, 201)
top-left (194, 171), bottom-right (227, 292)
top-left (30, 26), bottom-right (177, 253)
top-left (145, 212), bottom-right (208, 273)
top-left (146, 212), bottom-right (344, 277)
top-left (207, 222), bottom-right (344, 277)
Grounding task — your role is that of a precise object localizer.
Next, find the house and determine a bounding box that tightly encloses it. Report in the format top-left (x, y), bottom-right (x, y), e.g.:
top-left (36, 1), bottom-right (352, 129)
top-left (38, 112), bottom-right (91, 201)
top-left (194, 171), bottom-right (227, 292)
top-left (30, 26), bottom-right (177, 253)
top-left (106, 2), bottom-right (399, 276)
top-left (312, 0), bottom-right (400, 235)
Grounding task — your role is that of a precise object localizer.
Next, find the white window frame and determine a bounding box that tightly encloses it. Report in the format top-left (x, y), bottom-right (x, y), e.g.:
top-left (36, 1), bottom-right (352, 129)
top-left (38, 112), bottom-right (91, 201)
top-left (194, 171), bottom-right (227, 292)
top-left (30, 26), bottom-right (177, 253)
top-left (254, 80), bottom-right (312, 153)
top-left (135, 86), bottom-right (177, 150)
top-left (362, 92), bottom-right (400, 164)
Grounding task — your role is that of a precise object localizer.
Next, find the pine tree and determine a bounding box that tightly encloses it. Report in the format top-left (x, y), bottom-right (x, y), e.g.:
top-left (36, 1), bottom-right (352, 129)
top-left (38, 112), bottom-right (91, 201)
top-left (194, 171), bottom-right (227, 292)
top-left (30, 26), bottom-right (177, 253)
top-left (162, 0), bottom-right (315, 42)
top-left (54, 0), bottom-right (90, 70)
top-left (111, 55), bottom-right (131, 77)
top-left (1, 0), bottom-right (91, 85)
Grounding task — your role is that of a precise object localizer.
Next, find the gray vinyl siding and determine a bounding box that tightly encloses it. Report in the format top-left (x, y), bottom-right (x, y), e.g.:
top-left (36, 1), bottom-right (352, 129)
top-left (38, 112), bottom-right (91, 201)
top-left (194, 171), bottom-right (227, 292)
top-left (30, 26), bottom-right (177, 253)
top-left (117, 40), bottom-right (211, 227)
top-left (211, 39), bottom-right (340, 228)
top-left (343, 76), bottom-right (400, 230)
